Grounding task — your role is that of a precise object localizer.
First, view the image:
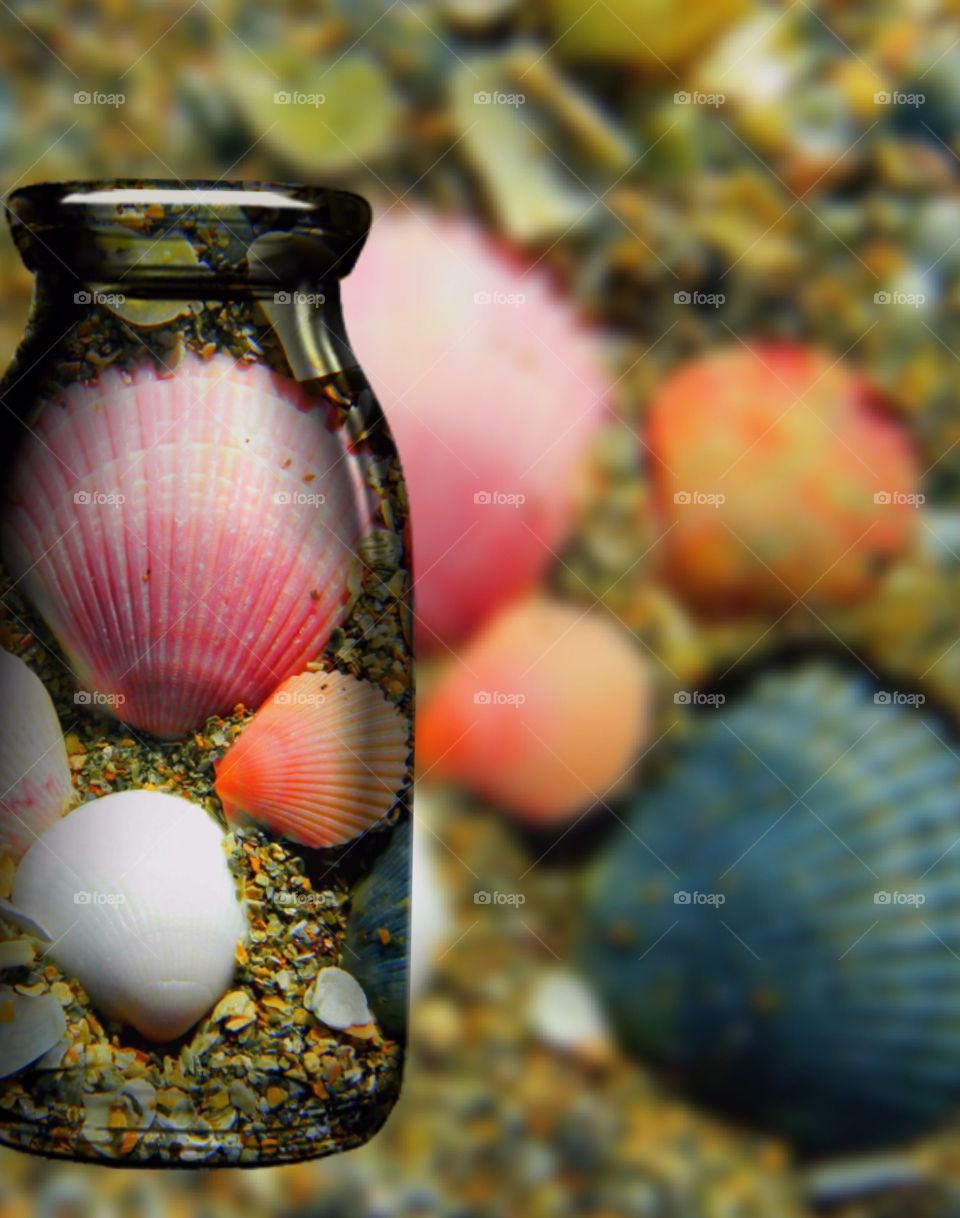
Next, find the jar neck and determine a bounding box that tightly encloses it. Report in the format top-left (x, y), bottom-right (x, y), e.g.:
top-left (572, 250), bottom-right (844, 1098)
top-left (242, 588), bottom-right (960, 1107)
top-left (28, 271), bottom-right (362, 385)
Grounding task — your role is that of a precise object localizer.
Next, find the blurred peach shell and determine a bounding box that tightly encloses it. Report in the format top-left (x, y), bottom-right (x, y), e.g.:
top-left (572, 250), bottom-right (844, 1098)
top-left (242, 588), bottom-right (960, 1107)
top-left (418, 597), bottom-right (653, 824)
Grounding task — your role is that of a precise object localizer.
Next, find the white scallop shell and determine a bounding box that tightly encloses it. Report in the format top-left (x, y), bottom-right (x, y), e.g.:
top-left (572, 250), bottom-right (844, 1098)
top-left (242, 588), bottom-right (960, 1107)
top-left (0, 649), bottom-right (73, 859)
top-left (12, 790), bottom-right (248, 1042)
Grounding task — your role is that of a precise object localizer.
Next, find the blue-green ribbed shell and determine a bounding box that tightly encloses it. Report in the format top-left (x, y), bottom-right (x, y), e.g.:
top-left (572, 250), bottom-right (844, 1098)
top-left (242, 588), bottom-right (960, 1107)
top-left (344, 819), bottom-right (410, 1038)
top-left (581, 664), bottom-right (960, 1152)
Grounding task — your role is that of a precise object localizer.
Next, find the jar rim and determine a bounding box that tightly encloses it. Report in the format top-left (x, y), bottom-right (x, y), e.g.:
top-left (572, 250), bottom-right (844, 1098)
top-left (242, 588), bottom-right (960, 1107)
top-left (62, 187), bottom-right (316, 209)
top-left (6, 179), bottom-right (373, 288)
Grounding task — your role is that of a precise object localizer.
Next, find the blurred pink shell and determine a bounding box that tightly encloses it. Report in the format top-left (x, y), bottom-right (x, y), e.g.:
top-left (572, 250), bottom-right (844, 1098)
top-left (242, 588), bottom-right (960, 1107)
top-left (343, 209), bottom-right (609, 649)
top-left (0, 649), bottom-right (73, 859)
top-left (2, 355), bottom-right (372, 739)
top-left (215, 669), bottom-right (409, 848)
top-left (418, 597), bottom-right (653, 824)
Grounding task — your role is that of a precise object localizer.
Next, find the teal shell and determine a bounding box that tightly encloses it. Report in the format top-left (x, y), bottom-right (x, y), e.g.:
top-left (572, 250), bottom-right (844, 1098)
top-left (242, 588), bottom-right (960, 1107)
top-left (344, 820), bottom-right (410, 1038)
top-left (581, 664), bottom-right (960, 1152)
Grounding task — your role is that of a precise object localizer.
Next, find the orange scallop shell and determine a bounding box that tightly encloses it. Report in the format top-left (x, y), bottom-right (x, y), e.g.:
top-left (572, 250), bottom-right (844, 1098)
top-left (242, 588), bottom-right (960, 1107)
top-left (214, 670), bottom-right (409, 848)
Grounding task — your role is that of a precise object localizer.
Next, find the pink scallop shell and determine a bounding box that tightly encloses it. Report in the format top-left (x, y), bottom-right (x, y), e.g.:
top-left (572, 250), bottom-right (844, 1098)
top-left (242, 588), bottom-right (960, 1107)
top-left (2, 355), bottom-right (374, 738)
top-left (214, 669), bottom-right (409, 848)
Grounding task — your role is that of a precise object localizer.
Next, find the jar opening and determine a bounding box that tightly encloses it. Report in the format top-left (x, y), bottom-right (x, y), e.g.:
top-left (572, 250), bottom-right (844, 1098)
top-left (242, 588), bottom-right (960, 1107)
top-left (7, 179), bottom-right (372, 295)
top-left (61, 187), bottom-right (315, 210)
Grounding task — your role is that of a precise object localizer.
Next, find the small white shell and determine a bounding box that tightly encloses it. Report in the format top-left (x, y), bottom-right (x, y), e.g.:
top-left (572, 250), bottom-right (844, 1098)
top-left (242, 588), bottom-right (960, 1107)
top-left (0, 987), bottom-right (67, 1078)
top-left (526, 967), bottom-right (612, 1055)
top-left (305, 967), bottom-right (372, 1030)
top-left (0, 649), bottom-right (73, 859)
top-left (12, 790), bottom-right (248, 1042)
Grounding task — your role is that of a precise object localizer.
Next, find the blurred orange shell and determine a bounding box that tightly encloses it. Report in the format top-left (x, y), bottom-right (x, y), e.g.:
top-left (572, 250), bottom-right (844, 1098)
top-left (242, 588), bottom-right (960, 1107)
top-left (215, 670), bottom-right (409, 849)
top-left (418, 598), bottom-right (653, 825)
top-left (646, 343), bottom-right (919, 617)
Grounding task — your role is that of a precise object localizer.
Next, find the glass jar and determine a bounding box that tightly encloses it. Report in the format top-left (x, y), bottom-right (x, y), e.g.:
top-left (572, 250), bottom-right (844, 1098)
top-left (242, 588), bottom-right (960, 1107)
top-left (0, 181), bottom-right (413, 1166)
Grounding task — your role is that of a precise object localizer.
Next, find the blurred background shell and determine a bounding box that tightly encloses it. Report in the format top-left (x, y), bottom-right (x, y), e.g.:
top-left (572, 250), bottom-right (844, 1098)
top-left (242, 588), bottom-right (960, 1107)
top-left (545, 0), bottom-right (749, 70)
top-left (343, 210), bottom-right (610, 649)
top-left (419, 597), bottom-right (654, 824)
top-left (646, 343), bottom-right (920, 618)
top-left (220, 44), bottom-right (397, 177)
top-left (581, 663), bottom-right (960, 1153)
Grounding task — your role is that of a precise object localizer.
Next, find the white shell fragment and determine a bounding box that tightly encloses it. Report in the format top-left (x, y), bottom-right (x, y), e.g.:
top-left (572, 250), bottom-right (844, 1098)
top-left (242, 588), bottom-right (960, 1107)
top-left (12, 791), bottom-right (248, 1042)
top-left (0, 987), bottom-right (67, 1078)
top-left (305, 967), bottom-right (373, 1030)
top-left (83, 1078), bottom-right (157, 1154)
top-left (0, 648), bottom-right (73, 859)
top-left (526, 967), bottom-right (613, 1055)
